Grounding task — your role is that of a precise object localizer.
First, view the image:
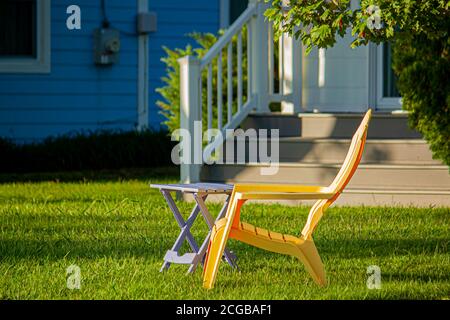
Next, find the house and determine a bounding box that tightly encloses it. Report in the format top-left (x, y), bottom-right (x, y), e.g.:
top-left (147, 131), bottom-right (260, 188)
top-left (0, 0), bottom-right (449, 206)
top-left (0, 0), bottom-right (222, 142)
top-left (175, 0), bottom-right (450, 207)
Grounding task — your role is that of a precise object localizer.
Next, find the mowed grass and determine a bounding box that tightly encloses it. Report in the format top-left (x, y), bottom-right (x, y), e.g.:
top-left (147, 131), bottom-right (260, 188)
top-left (0, 171), bottom-right (449, 299)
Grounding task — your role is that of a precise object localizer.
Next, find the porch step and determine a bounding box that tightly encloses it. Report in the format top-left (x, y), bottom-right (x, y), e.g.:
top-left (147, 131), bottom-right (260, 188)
top-left (241, 112), bottom-right (421, 139)
top-left (222, 138), bottom-right (440, 165)
top-left (201, 163), bottom-right (450, 206)
top-left (202, 163), bottom-right (450, 191)
top-left (204, 112), bottom-right (447, 206)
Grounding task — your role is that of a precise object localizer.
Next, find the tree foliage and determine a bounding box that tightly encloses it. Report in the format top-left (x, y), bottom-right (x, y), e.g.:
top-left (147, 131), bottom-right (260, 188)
top-left (266, 0), bottom-right (450, 167)
top-left (265, 0), bottom-right (449, 52)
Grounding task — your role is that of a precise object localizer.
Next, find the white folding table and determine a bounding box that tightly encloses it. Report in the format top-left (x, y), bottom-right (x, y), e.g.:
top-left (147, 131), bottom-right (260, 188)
top-left (150, 182), bottom-right (238, 273)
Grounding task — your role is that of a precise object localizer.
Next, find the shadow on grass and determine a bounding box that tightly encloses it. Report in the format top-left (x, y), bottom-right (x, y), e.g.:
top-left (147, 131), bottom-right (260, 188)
top-left (0, 166), bottom-right (179, 184)
top-left (0, 238), bottom-right (170, 261)
top-left (382, 272), bottom-right (450, 283)
top-left (232, 238), bottom-right (448, 260)
top-left (316, 237), bottom-right (449, 259)
top-left (0, 190), bottom-right (167, 204)
top-left (1, 237), bottom-right (447, 262)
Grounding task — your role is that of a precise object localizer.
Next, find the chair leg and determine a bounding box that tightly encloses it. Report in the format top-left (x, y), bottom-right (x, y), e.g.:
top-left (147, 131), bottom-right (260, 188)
top-left (202, 217), bottom-right (229, 289)
top-left (203, 197), bottom-right (242, 289)
top-left (295, 239), bottom-right (327, 286)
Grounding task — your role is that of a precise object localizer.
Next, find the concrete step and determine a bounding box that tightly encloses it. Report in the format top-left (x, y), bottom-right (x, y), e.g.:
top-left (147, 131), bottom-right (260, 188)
top-left (221, 138), bottom-right (441, 165)
top-left (185, 189), bottom-right (450, 207)
top-left (202, 163), bottom-right (450, 191)
top-left (241, 112), bottom-right (421, 139)
top-left (201, 163), bottom-right (450, 206)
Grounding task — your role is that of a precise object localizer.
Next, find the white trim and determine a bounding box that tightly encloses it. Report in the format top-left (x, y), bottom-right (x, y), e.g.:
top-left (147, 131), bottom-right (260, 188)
top-left (250, 0), bottom-right (270, 112)
top-left (137, 0), bottom-right (149, 130)
top-left (179, 56), bottom-right (202, 183)
top-left (375, 43), bottom-right (402, 110)
top-left (280, 28), bottom-right (302, 113)
top-left (0, 0), bottom-right (51, 74)
top-left (367, 42), bottom-right (377, 110)
top-left (220, 0), bottom-right (230, 28)
top-left (317, 48), bottom-right (325, 88)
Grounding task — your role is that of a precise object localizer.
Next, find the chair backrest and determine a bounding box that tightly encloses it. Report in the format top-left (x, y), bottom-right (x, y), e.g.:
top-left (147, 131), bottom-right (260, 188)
top-left (328, 109), bottom-right (372, 194)
top-left (301, 109), bottom-right (372, 239)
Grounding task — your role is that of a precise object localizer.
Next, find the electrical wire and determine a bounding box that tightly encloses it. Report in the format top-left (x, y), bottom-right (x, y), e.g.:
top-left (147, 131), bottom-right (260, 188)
top-left (101, 0), bottom-right (110, 28)
top-left (100, 0), bottom-right (138, 37)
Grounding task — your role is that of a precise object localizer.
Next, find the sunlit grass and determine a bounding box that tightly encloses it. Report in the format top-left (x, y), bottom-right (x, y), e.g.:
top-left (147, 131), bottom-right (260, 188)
top-left (0, 172), bottom-right (448, 299)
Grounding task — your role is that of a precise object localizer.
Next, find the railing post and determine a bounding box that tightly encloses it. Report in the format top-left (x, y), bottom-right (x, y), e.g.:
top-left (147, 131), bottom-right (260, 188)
top-left (249, 0), bottom-right (270, 113)
top-left (179, 56), bottom-right (202, 183)
top-left (281, 0), bottom-right (301, 113)
top-left (281, 29), bottom-right (302, 113)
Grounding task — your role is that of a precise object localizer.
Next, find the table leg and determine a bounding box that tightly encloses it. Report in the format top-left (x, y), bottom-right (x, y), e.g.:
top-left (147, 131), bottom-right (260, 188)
top-left (193, 193), bottom-right (238, 270)
top-left (160, 190), bottom-right (203, 271)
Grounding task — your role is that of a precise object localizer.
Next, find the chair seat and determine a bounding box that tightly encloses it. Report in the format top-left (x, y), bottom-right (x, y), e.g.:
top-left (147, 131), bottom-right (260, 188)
top-left (210, 219), bottom-right (304, 257)
top-left (237, 222), bottom-right (300, 244)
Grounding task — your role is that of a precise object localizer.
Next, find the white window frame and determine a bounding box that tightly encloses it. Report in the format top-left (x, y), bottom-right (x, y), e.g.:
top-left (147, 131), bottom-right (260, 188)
top-left (375, 43), bottom-right (402, 110)
top-left (0, 0), bottom-right (51, 74)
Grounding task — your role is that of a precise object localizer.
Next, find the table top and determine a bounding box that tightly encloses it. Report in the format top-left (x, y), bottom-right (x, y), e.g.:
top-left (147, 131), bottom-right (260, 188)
top-left (150, 182), bottom-right (234, 194)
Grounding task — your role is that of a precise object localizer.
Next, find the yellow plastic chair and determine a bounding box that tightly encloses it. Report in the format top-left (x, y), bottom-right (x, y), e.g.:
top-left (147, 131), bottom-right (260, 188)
top-left (203, 109), bottom-right (372, 289)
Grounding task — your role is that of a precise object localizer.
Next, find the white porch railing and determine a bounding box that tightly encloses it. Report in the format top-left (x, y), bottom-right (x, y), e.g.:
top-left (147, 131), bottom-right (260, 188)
top-left (179, 0), bottom-right (302, 183)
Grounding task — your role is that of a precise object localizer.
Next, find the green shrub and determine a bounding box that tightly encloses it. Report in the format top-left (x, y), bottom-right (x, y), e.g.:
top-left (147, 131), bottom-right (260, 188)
top-left (392, 33), bottom-right (449, 168)
top-left (0, 130), bottom-right (175, 173)
top-left (156, 31), bottom-right (249, 134)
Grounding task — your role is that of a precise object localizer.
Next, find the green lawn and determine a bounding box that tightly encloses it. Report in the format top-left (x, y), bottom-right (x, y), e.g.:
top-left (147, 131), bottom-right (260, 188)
top-left (0, 170), bottom-right (449, 299)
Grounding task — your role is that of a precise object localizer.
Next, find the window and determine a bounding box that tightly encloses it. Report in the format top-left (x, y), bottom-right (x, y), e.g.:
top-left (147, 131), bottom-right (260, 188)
top-left (220, 0), bottom-right (249, 28)
top-left (0, 0), bottom-right (37, 57)
top-left (0, 0), bottom-right (50, 73)
top-left (229, 0), bottom-right (248, 25)
top-left (382, 42), bottom-right (400, 98)
top-left (376, 42), bottom-right (402, 110)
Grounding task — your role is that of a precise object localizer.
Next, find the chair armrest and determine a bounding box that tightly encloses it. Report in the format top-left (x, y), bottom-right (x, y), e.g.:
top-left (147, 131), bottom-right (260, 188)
top-left (234, 183), bottom-right (330, 194)
top-left (237, 191), bottom-right (334, 200)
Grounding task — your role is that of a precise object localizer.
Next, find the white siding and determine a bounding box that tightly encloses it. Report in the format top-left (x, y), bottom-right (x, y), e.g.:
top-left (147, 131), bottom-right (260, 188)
top-left (302, 30), bottom-right (369, 112)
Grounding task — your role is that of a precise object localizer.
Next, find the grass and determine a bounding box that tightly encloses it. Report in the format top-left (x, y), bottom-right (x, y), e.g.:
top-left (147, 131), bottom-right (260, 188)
top-left (0, 170), bottom-right (449, 299)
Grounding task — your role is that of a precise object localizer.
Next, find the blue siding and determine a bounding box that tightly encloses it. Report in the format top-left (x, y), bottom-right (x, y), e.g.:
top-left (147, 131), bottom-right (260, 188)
top-left (0, 0), bottom-right (220, 141)
top-left (148, 0), bottom-right (220, 128)
top-left (0, 0), bottom-right (138, 142)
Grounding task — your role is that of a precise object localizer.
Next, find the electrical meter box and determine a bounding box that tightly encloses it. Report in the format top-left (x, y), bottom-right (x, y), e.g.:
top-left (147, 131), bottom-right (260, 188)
top-left (137, 12), bottom-right (157, 34)
top-left (93, 28), bottom-right (120, 65)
